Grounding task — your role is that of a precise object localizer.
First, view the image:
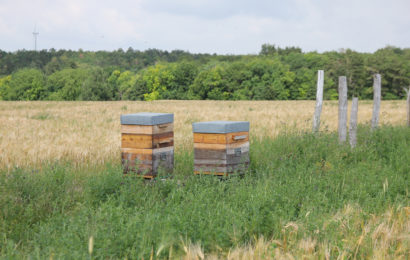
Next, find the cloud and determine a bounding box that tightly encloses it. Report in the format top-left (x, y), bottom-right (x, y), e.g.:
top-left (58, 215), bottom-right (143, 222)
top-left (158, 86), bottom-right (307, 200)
top-left (0, 0), bottom-right (408, 53)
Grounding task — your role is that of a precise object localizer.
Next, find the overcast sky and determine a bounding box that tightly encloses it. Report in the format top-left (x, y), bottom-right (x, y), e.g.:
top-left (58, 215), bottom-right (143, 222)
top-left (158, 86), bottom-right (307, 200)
top-left (0, 0), bottom-right (409, 54)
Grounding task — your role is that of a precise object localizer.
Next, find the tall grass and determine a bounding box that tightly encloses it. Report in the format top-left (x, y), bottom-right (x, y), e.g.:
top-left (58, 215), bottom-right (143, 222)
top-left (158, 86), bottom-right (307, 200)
top-left (0, 125), bottom-right (409, 259)
top-left (0, 100), bottom-right (407, 169)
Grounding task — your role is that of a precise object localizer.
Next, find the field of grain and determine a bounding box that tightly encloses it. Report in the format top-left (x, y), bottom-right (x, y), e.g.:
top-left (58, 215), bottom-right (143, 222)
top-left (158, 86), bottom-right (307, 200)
top-left (1, 100), bottom-right (409, 259)
top-left (0, 100), bottom-right (407, 169)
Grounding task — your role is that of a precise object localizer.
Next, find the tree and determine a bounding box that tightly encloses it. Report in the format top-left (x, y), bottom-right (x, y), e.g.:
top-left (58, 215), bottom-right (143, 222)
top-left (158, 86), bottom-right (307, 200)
top-left (142, 64), bottom-right (176, 101)
top-left (80, 67), bottom-right (111, 100)
top-left (6, 69), bottom-right (46, 100)
top-left (46, 68), bottom-right (88, 100)
top-left (0, 75), bottom-right (12, 100)
top-left (189, 64), bottom-right (227, 100)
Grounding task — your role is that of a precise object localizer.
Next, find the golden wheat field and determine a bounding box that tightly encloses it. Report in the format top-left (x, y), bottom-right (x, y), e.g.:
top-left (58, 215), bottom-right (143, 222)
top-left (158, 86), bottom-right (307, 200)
top-left (0, 100), bottom-right (407, 169)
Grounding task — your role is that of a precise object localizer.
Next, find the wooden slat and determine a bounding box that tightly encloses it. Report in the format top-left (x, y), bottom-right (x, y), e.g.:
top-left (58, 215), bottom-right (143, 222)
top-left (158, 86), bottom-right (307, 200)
top-left (121, 133), bottom-right (174, 149)
top-left (121, 134), bottom-right (153, 149)
top-left (153, 132), bottom-right (174, 148)
top-left (121, 148), bottom-right (153, 155)
top-left (153, 123), bottom-right (173, 135)
top-left (121, 152), bottom-right (153, 163)
top-left (193, 133), bottom-right (226, 144)
top-left (194, 143), bottom-right (226, 150)
top-left (194, 148), bottom-right (227, 160)
top-left (194, 159), bottom-right (227, 165)
top-left (121, 123), bottom-right (173, 135)
top-left (193, 132), bottom-right (249, 144)
top-left (152, 146), bottom-right (174, 154)
top-left (227, 152), bottom-right (250, 164)
top-left (121, 124), bottom-right (153, 134)
top-left (194, 153), bottom-right (249, 165)
top-left (193, 141), bottom-right (249, 152)
top-left (226, 142), bottom-right (249, 154)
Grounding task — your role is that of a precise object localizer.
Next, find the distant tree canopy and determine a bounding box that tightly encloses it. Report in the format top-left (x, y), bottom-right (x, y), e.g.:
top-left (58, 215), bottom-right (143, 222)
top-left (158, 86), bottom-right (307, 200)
top-left (0, 45), bottom-right (409, 101)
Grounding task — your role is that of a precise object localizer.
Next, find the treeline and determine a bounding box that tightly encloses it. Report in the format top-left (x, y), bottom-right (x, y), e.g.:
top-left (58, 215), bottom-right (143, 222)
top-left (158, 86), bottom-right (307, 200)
top-left (0, 45), bottom-right (409, 101)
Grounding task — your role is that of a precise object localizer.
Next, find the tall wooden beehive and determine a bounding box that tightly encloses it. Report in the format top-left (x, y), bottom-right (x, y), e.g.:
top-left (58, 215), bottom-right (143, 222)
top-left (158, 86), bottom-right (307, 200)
top-left (121, 112), bottom-right (174, 178)
top-left (193, 121), bottom-right (250, 176)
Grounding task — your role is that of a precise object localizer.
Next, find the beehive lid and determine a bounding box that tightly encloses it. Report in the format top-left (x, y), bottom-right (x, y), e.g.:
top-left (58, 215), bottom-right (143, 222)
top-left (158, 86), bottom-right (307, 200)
top-left (192, 121), bottom-right (249, 133)
top-left (121, 112), bottom-right (174, 125)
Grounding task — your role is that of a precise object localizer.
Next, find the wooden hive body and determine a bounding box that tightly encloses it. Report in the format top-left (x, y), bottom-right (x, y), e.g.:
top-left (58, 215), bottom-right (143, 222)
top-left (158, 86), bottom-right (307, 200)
top-left (193, 121), bottom-right (250, 176)
top-left (121, 113), bottom-right (174, 178)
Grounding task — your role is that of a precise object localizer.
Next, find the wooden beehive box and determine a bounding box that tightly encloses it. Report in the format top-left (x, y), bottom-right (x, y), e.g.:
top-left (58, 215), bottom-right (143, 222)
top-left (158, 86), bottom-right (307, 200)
top-left (193, 121), bottom-right (250, 176)
top-left (121, 112), bottom-right (174, 178)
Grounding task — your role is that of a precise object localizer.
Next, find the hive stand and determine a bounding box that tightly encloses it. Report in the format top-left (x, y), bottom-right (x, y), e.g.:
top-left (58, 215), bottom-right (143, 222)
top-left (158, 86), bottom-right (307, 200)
top-left (121, 113), bottom-right (174, 179)
top-left (193, 121), bottom-right (250, 176)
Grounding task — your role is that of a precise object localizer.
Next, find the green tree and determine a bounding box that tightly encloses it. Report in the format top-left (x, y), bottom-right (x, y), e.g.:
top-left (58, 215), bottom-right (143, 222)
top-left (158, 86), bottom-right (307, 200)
top-left (46, 68), bottom-right (88, 100)
top-left (0, 75), bottom-right (12, 100)
top-left (7, 69), bottom-right (46, 100)
top-left (80, 67), bottom-right (111, 100)
top-left (189, 64), bottom-right (228, 100)
top-left (142, 64), bottom-right (176, 101)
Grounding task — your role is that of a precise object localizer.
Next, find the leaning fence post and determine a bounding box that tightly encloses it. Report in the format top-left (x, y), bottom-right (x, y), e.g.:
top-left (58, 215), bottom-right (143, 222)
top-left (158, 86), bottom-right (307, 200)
top-left (313, 70), bottom-right (324, 133)
top-left (349, 97), bottom-right (359, 148)
top-left (338, 76), bottom-right (348, 143)
top-left (371, 74), bottom-right (381, 130)
top-left (405, 87), bottom-right (410, 127)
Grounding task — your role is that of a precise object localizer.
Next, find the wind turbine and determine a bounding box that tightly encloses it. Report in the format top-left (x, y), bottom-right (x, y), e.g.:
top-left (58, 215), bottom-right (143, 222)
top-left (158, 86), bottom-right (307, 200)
top-left (33, 24), bottom-right (39, 51)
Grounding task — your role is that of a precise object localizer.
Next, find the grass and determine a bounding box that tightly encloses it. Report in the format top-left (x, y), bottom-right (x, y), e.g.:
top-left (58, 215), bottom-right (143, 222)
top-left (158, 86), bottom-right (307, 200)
top-left (0, 125), bottom-right (409, 259)
top-left (0, 100), bottom-right (407, 169)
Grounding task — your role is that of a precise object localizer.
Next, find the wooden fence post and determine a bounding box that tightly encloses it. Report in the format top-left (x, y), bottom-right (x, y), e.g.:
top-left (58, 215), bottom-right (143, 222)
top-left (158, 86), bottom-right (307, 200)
top-left (313, 70), bottom-right (324, 133)
top-left (338, 76), bottom-right (348, 143)
top-left (405, 87), bottom-right (410, 127)
top-left (371, 74), bottom-right (381, 129)
top-left (349, 97), bottom-right (359, 148)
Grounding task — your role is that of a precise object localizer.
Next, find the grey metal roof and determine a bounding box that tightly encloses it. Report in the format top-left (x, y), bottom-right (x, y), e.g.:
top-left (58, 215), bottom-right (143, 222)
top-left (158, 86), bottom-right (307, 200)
top-left (120, 112), bottom-right (174, 125)
top-left (192, 121), bottom-right (249, 133)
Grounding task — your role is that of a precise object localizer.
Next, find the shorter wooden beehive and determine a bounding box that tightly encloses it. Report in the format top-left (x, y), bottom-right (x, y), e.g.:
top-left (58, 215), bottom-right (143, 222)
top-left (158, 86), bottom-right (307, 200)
top-left (121, 112), bottom-right (174, 178)
top-left (193, 121), bottom-right (250, 176)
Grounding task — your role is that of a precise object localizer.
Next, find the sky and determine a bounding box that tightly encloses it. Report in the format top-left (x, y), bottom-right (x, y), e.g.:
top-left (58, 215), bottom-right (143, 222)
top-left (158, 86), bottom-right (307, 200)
top-left (0, 0), bottom-right (409, 54)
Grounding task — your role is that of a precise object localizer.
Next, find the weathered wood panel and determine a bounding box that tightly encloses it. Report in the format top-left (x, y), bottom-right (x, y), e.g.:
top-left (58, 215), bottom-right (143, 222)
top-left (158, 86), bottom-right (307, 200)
top-left (152, 150), bottom-right (174, 173)
top-left (194, 148), bottom-right (227, 160)
top-left (121, 152), bottom-right (152, 164)
top-left (226, 142), bottom-right (249, 155)
top-left (121, 134), bottom-right (153, 149)
top-left (194, 153), bottom-right (249, 165)
top-left (121, 133), bottom-right (173, 149)
top-left (194, 141), bottom-right (249, 150)
top-left (121, 123), bottom-right (173, 135)
top-left (152, 132), bottom-right (174, 148)
top-left (122, 149), bottom-right (174, 177)
top-left (121, 124), bottom-right (153, 135)
top-left (152, 123), bottom-right (173, 135)
top-left (193, 132), bottom-right (249, 144)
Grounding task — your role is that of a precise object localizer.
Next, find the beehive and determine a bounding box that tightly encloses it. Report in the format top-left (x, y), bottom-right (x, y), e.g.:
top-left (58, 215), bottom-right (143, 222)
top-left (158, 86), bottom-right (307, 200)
top-left (193, 121), bottom-right (250, 176)
top-left (121, 112), bottom-right (174, 178)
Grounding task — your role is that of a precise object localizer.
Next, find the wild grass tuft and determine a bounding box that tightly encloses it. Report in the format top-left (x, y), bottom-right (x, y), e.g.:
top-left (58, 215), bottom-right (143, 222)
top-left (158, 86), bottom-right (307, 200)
top-left (0, 125), bottom-right (408, 258)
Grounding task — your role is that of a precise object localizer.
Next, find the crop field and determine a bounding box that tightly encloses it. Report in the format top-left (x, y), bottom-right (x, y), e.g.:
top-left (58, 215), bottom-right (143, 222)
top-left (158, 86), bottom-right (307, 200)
top-left (0, 100), bottom-right (409, 259)
top-left (0, 100), bottom-right (407, 169)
